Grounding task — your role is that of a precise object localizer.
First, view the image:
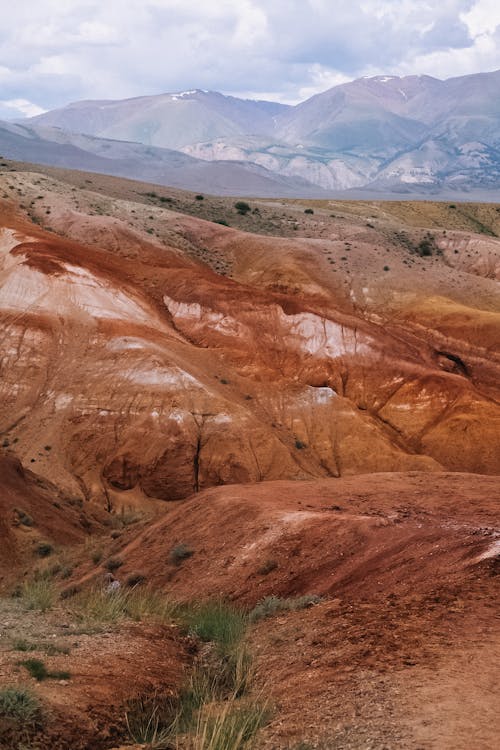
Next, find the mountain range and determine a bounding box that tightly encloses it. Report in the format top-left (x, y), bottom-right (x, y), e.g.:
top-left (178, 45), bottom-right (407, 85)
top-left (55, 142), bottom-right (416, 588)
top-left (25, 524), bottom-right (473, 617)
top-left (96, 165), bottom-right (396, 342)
top-left (2, 70), bottom-right (500, 196)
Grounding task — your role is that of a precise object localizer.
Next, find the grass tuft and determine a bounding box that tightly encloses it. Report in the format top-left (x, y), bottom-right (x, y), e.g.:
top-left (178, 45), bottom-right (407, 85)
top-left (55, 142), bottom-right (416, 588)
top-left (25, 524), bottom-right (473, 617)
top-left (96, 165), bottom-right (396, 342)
top-left (20, 577), bottom-right (56, 612)
top-left (180, 600), bottom-right (248, 652)
top-left (0, 686), bottom-right (41, 724)
top-left (249, 595), bottom-right (321, 622)
top-left (189, 697), bottom-right (269, 750)
top-left (71, 585), bottom-right (176, 625)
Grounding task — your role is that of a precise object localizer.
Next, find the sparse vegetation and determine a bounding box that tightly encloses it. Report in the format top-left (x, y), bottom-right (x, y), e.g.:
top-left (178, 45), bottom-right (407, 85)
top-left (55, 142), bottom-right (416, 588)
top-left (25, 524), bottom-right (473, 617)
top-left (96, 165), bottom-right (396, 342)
top-left (0, 686), bottom-right (41, 725)
top-left (249, 595), bottom-right (321, 622)
top-left (20, 577), bottom-right (56, 612)
top-left (126, 571), bottom-right (147, 587)
top-left (234, 201), bottom-right (251, 215)
top-left (20, 658), bottom-right (70, 682)
top-left (189, 697), bottom-right (269, 750)
top-left (105, 556), bottom-right (124, 572)
top-left (126, 697), bottom-right (175, 749)
top-left (14, 507), bottom-right (34, 527)
top-left (71, 585), bottom-right (176, 625)
top-left (169, 542), bottom-right (194, 565)
top-left (257, 558), bottom-right (278, 575)
top-left (180, 599), bottom-right (248, 652)
top-left (304, 208), bottom-right (314, 214)
top-left (36, 542), bottom-right (54, 558)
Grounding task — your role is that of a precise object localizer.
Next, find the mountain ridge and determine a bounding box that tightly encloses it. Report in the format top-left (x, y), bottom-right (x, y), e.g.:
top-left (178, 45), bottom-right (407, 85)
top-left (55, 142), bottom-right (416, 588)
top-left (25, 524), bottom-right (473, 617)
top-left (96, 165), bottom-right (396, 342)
top-left (6, 70), bottom-right (500, 196)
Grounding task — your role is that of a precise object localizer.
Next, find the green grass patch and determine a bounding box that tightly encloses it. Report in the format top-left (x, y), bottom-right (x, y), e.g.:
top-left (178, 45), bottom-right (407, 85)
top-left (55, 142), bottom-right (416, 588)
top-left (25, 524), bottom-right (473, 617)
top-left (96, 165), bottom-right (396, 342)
top-left (179, 600), bottom-right (248, 652)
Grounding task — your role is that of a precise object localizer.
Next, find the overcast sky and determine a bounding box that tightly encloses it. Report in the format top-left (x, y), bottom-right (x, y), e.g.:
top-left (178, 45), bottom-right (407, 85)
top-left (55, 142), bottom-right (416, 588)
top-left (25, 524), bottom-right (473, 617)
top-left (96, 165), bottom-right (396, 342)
top-left (1, 0), bottom-right (499, 118)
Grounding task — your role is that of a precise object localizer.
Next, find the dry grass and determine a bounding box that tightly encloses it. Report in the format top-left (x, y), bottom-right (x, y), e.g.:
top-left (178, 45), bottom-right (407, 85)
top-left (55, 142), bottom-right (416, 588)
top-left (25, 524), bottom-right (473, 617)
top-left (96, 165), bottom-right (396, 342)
top-left (20, 577), bottom-right (57, 612)
top-left (70, 585), bottom-right (176, 626)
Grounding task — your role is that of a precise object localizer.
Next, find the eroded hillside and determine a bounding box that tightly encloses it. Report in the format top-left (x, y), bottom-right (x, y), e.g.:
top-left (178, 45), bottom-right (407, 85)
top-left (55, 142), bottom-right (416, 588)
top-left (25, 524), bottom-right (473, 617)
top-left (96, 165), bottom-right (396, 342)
top-left (1, 164), bottom-right (500, 513)
top-left (0, 162), bottom-right (499, 750)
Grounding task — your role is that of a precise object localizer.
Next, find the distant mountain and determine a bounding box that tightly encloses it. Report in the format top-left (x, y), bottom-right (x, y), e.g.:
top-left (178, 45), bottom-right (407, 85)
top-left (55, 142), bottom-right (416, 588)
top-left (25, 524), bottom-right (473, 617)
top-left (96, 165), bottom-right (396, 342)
top-left (29, 90), bottom-right (288, 150)
top-left (0, 119), bottom-right (324, 197)
top-left (17, 71), bottom-right (500, 195)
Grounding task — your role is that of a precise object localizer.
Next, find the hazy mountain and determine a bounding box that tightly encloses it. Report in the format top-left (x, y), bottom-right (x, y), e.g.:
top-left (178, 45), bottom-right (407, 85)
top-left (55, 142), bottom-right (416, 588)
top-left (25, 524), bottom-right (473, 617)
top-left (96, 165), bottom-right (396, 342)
top-left (0, 120), bottom-right (324, 197)
top-left (28, 90), bottom-right (288, 150)
top-left (17, 71), bottom-right (500, 195)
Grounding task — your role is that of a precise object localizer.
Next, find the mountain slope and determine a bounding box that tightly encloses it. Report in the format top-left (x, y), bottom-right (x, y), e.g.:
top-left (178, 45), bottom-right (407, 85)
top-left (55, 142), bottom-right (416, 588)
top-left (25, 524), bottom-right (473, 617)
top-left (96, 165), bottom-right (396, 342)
top-left (28, 89), bottom-right (288, 150)
top-left (0, 119), bottom-right (323, 196)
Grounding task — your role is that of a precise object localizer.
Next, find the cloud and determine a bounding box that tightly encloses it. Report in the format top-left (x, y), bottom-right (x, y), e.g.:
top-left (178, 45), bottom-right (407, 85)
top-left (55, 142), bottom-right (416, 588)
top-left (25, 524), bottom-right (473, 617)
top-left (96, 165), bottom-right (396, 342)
top-left (0, 0), bottom-right (498, 112)
top-left (0, 98), bottom-right (46, 118)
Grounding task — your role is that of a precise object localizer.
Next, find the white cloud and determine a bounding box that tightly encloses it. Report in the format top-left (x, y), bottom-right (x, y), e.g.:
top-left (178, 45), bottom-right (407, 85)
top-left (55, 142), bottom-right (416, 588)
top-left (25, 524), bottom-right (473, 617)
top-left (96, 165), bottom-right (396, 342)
top-left (0, 0), bottom-right (497, 112)
top-left (461, 0), bottom-right (500, 36)
top-left (0, 98), bottom-right (46, 117)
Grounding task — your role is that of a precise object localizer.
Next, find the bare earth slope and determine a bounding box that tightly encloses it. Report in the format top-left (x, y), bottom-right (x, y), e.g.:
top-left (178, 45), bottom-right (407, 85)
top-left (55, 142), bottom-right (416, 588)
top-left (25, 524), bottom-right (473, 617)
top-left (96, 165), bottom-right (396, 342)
top-left (0, 164), bottom-right (499, 511)
top-left (0, 162), bottom-right (499, 749)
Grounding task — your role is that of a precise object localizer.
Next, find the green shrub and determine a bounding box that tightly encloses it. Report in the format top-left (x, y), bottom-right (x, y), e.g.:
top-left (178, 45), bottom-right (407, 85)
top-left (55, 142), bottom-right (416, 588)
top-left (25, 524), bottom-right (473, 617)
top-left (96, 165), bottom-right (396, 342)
top-left (257, 559), bottom-right (278, 575)
top-left (105, 556), bottom-right (123, 572)
top-left (304, 208), bottom-right (314, 214)
top-left (20, 658), bottom-right (70, 681)
top-left (169, 543), bottom-right (194, 566)
top-left (36, 542), bottom-right (53, 558)
top-left (234, 201), bottom-right (251, 215)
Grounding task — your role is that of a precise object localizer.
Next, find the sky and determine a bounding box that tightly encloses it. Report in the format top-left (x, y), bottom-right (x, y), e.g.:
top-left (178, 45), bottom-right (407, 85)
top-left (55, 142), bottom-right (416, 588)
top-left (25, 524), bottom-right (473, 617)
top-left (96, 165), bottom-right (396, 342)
top-left (1, 0), bottom-right (500, 118)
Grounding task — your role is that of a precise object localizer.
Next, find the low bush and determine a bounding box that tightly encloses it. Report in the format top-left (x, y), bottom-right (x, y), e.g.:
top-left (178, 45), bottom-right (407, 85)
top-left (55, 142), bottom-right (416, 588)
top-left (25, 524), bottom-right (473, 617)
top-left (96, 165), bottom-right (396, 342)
top-left (125, 697), bottom-right (175, 749)
top-left (169, 543), bottom-right (194, 566)
top-left (36, 542), bottom-right (53, 558)
top-left (14, 507), bottom-right (34, 527)
top-left (20, 658), bottom-right (70, 682)
top-left (234, 201), bottom-right (251, 215)
top-left (105, 556), bottom-right (123, 572)
top-left (257, 559), bottom-right (278, 575)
